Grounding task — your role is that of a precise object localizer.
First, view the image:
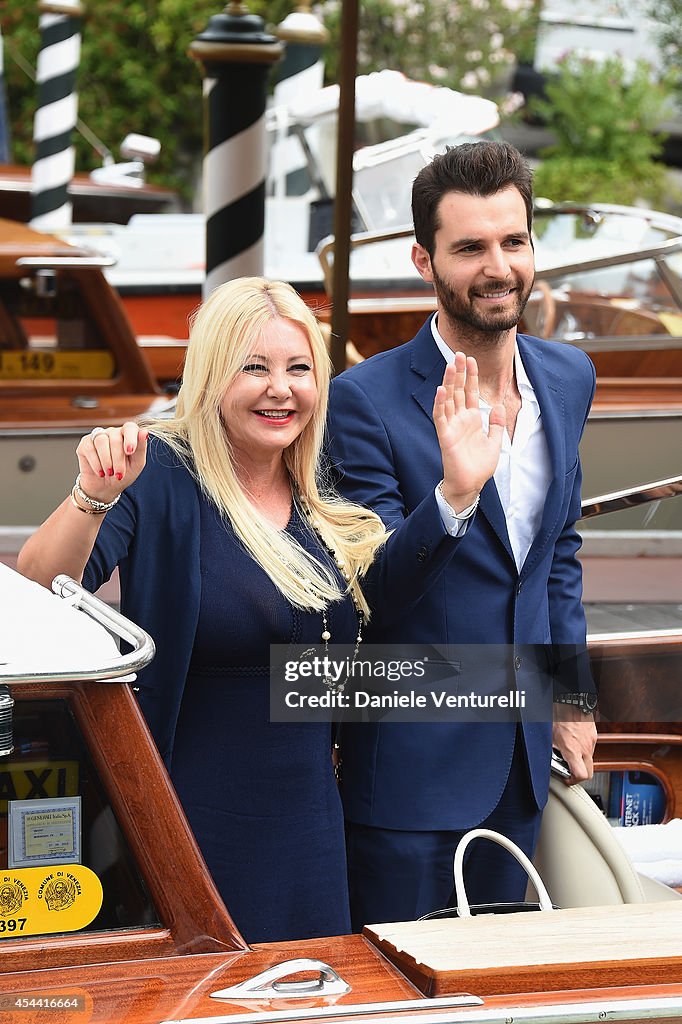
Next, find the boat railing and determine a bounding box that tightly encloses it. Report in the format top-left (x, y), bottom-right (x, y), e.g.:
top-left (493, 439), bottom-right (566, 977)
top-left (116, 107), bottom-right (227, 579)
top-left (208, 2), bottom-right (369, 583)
top-left (16, 255), bottom-right (117, 270)
top-left (316, 221), bottom-right (682, 305)
top-left (581, 475), bottom-right (682, 520)
top-left (1, 573), bottom-right (155, 685)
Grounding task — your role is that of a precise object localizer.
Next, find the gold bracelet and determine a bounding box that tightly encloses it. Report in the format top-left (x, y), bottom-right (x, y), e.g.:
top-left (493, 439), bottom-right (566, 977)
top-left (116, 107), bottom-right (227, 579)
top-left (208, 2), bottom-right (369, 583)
top-left (70, 486), bottom-right (107, 515)
top-left (73, 473), bottom-right (121, 512)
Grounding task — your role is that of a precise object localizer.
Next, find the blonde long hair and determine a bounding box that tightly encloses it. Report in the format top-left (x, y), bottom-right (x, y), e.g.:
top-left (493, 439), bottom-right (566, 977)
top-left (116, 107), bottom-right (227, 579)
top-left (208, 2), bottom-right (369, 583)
top-left (150, 278), bottom-right (385, 617)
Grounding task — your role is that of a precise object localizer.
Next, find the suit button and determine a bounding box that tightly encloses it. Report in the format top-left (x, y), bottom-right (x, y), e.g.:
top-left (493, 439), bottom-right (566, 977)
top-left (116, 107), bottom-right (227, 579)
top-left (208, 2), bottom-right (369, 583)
top-left (417, 545), bottom-right (428, 563)
top-left (514, 655), bottom-right (522, 670)
top-left (517, 581), bottom-right (522, 594)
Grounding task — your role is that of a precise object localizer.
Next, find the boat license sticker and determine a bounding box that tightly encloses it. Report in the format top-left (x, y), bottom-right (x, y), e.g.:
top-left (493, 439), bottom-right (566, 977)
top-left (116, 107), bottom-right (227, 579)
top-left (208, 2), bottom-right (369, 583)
top-left (0, 350), bottom-right (115, 379)
top-left (8, 796), bottom-right (81, 868)
top-left (0, 865), bottom-right (102, 938)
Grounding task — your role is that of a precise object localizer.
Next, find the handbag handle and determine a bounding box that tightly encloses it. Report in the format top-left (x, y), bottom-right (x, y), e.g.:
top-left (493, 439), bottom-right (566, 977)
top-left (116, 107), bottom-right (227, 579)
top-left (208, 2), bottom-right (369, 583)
top-left (453, 827), bottom-right (554, 917)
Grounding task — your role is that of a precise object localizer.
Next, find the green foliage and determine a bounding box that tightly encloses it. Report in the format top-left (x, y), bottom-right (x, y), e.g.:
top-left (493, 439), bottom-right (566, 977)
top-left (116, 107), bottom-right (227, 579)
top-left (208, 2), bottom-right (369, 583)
top-left (0, 0), bottom-right (539, 202)
top-left (321, 0), bottom-right (541, 98)
top-left (531, 54), bottom-right (673, 206)
top-left (1, 1), bottom-right (297, 202)
top-left (649, 0), bottom-right (682, 94)
top-left (533, 156), bottom-right (669, 207)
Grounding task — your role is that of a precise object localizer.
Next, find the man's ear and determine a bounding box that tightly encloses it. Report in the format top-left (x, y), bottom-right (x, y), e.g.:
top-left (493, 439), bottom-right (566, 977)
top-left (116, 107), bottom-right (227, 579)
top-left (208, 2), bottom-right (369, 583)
top-left (412, 242), bottom-right (433, 283)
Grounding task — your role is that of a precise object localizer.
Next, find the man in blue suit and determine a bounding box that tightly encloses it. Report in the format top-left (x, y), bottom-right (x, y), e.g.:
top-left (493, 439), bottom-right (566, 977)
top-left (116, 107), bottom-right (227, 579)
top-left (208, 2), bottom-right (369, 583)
top-left (327, 141), bottom-right (598, 929)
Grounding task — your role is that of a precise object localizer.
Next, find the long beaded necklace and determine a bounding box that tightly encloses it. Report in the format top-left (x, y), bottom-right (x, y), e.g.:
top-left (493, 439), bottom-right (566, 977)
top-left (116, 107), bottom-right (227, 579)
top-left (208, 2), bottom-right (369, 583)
top-left (297, 495), bottom-right (364, 694)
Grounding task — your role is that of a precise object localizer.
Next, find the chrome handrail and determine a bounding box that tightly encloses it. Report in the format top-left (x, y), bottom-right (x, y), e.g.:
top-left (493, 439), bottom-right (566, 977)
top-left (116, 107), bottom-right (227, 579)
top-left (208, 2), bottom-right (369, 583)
top-left (315, 221), bottom-right (682, 296)
top-left (16, 255), bottom-right (117, 269)
top-left (0, 575), bottom-right (155, 684)
top-left (581, 475), bottom-right (682, 520)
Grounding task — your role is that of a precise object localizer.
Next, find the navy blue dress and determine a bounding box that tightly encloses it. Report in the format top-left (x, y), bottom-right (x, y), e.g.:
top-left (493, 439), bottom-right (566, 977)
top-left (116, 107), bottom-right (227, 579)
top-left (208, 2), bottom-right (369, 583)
top-left (169, 496), bottom-right (356, 944)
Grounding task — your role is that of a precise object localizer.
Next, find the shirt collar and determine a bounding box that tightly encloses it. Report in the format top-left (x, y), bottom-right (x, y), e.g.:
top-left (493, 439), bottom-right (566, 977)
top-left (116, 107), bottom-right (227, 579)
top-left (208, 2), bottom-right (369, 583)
top-left (430, 312), bottom-right (538, 407)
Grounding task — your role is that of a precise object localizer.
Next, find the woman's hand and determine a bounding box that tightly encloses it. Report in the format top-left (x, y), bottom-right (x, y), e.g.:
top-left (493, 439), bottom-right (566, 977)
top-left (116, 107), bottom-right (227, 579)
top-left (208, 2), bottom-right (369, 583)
top-left (433, 353), bottom-right (505, 513)
top-left (75, 422), bottom-right (148, 502)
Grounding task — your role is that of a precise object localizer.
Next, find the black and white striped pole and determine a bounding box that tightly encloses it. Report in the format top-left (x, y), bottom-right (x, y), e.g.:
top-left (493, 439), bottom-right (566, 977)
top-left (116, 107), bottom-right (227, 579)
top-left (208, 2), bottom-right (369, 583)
top-left (190, 3), bottom-right (282, 297)
top-left (30, 0), bottom-right (83, 230)
top-left (273, 3), bottom-right (328, 198)
top-left (0, 23), bottom-right (11, 164)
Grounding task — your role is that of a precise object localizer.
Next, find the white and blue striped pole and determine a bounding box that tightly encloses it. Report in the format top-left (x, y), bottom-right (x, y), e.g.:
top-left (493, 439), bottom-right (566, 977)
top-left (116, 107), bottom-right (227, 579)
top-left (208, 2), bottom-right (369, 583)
top-left (0, 24), bottom-right (11, 164)
top-left (30, 0), bottom-right (83, 230)
top-left (273, 3), bottom-right (327, 198)
top-left (190, 3), bottom-right (283, 297)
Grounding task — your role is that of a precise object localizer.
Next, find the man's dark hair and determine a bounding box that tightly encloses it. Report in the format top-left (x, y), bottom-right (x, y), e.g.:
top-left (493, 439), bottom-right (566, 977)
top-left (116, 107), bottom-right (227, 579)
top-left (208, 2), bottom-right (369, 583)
top-left (411, 141), bottom-right (534, 256)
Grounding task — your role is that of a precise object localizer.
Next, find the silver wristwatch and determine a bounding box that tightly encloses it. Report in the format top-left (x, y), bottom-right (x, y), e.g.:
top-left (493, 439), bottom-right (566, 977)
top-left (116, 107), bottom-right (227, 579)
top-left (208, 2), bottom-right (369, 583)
top-left (554, 691), bottom-right (598, 715)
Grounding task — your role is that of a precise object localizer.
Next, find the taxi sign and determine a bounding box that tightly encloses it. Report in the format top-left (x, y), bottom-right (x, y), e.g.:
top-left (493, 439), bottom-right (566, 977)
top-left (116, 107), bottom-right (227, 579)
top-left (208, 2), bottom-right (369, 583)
top-left (0, 350), bottom-right (115, 380)
top-left (0, 761), bottom-right (79, 815)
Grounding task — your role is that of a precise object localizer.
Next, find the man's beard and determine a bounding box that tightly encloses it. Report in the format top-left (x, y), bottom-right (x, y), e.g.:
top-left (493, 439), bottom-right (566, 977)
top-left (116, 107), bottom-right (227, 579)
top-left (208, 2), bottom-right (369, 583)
top-left (432, 264), bottom-right (534, 343)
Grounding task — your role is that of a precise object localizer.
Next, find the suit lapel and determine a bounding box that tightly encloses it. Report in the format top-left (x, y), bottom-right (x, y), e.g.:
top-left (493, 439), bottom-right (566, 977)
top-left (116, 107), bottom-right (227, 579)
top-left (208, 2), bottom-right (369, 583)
top-left (517, 335), bottom-right (567, 578)
top-left (410, 321), bottom-right (446, 422)
top-left (410, 320), bottom-right (515, 562)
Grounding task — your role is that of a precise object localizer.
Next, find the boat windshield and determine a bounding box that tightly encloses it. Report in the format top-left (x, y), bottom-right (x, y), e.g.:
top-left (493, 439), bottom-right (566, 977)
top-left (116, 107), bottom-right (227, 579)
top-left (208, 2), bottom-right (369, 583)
top-left (0, 271), bottom-right (118, 383)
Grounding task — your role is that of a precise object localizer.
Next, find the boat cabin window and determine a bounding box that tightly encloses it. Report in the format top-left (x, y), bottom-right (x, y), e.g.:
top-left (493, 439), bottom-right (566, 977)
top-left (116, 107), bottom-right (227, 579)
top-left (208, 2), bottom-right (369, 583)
top-left (0, 695), bottom-right (159, 936)
top-left (583, 770), bottom-right (666, 826)
top-left (0, 272), bottom-right (118, 382)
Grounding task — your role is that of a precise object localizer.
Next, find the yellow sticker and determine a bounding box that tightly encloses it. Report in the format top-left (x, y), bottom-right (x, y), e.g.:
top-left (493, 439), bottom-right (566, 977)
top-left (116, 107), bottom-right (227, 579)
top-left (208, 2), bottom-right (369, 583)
top-left (0, 350), bottom-right (115, 380)
top-left (0, 865), bottom-right (102, 937)
top-left (0, 761), bottom-right (79, 815)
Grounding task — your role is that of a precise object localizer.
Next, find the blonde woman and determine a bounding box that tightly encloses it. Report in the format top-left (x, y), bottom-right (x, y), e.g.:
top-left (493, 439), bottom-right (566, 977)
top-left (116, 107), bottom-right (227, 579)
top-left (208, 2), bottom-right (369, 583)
top-left (19, 278), bottom-right (505, 943)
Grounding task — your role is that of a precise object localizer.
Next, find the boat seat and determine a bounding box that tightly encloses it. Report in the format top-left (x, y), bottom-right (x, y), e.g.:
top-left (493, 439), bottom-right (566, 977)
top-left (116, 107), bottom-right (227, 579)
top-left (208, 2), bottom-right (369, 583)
top-left (529, 775), bottom-right (682, 907)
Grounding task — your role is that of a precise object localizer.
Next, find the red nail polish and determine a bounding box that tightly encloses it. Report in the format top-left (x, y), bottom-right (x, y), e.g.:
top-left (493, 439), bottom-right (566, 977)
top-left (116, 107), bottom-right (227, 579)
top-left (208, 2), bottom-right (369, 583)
top-left (99, 470), bottom-right (105, 478)
top-left (126, 445), bottom-right (134, 454)
top-left (107, 467), bottom-right (114, 476)
top-left (116, 472), bottom-right (123, 481)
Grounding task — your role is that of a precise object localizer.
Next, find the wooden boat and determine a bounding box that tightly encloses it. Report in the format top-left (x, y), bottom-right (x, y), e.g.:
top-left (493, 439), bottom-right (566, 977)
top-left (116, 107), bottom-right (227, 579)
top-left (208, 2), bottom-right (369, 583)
top-left (314, 208), bottom-right (682, 514)
top-left (2, 474), bottom-right (682, 1024)
top-left (0, 218), bottom-right (174, 526)
top-left (2, 206), bottom-right (681, 538)
top-left (0, 162), bottom-right (176, 225)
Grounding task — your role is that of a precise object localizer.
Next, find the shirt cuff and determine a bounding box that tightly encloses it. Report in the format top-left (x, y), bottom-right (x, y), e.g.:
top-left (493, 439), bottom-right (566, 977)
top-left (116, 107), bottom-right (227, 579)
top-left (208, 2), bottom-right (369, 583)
top-left (435, 485), bottom-right (480, 537)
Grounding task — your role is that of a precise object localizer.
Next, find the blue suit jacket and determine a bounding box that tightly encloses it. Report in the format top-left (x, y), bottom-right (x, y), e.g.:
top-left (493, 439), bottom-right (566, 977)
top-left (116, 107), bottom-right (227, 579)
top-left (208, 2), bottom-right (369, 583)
top-left (82, 438), bottom-right (464, 767)
top-left (327, 322), bottom-right (596, 830)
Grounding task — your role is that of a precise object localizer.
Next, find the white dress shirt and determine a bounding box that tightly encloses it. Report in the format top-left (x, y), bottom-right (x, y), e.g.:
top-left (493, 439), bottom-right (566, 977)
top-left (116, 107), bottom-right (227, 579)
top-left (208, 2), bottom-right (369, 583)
top-left (431, 315), bottom-right (551, 568)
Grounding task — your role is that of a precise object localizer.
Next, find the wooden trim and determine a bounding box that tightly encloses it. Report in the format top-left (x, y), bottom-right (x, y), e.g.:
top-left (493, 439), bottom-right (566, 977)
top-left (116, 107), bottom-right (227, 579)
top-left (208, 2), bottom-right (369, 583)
top-left (5, 682), bottom-right (248, 971)
top-left (73, 269), bottom-right (159, 394)
top-left (592, 758), bottom-right (675, 821)
top-left (595, 734), bottom-right (682, 820)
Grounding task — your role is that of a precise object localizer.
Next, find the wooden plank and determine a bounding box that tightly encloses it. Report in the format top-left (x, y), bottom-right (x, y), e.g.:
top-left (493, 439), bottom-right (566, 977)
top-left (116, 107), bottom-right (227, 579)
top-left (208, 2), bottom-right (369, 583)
top-left (365, 902), bottom-right (682, 997)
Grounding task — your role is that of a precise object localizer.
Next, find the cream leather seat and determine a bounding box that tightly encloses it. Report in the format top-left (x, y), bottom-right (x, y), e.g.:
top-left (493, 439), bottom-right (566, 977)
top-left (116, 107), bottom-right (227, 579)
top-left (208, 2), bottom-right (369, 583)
top-left (530, 775), bottom-right (682, 907)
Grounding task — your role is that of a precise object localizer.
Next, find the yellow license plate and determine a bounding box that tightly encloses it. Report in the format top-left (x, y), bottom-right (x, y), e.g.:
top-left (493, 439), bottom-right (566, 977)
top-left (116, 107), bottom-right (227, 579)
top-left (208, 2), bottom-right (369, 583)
top-left (0, 350), bottom-right (115, 379)
top-left (0, 761), bottom-right (79, 814)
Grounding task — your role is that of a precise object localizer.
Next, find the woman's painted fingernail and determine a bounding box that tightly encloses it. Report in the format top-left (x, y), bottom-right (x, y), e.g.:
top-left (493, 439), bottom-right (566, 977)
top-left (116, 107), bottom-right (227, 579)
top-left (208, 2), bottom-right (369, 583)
top-left (116, 472), bottom-right (123, 481)
top-left (107, 467), bottom-right (114, 476)
top-left (126, 445), bottom-right (134, 454)
top-left (99, 470), bottom-right (106, 478)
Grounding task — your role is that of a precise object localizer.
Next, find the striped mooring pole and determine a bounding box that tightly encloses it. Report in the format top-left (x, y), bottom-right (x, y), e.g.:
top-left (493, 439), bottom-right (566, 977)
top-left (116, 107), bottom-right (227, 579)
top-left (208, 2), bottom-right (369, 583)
top-left (273, 3), bottom-right (327, 197)
top-left (190, 3), bottom-right (282, 297)
top-left (30, 0), bottom-right (83, 230)
top-left (0, 23), bottom-right (11, 164)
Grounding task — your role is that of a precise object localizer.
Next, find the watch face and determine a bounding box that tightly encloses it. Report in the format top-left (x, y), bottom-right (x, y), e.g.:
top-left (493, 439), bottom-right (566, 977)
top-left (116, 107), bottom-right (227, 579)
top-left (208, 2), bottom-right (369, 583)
top-left (583, 693), bottom-right (598, 711)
